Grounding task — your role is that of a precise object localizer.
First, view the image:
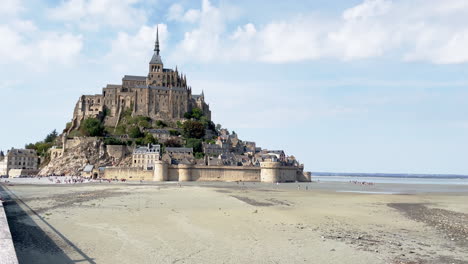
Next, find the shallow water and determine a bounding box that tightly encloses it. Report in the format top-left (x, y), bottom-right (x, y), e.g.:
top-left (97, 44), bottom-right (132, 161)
top-left (313, 176), bottom-right (468, 185)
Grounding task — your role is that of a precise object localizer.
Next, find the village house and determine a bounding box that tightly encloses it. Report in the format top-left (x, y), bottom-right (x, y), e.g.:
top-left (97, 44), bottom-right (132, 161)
top-left (132, 144), bottom-right (161, 170)
top-left (165, 147), bottom-right (194, 164)
top-left (0, 148), bottom-right (39, 177)
top-left (202, 142), bottom-right (228, 156)
top-left (146, 129), bottom-right (171, 142)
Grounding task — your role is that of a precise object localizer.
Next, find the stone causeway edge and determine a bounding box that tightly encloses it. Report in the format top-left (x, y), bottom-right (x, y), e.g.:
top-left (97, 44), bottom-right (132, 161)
top-left (0, 201), bottom-right (19, 264)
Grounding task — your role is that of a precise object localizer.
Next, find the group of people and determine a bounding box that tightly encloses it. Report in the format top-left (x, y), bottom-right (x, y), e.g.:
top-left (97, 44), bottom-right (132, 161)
top-left (41, 176), bottom-right (91, 184)
top-left (349, 180), bottom-right (375, 186)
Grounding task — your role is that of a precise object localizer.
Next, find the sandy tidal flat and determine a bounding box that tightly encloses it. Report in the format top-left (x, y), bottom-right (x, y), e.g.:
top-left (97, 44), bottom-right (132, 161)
top-left (1, 182), bottom-right (467, 264)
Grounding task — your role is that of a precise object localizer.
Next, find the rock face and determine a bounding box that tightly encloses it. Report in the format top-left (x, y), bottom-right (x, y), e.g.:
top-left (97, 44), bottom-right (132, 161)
top-left (39, 138), bottom-right (131, 176)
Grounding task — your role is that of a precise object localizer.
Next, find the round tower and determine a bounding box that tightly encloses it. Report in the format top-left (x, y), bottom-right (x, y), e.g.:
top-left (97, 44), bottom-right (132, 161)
top-left (260, 162), bottom-right (281, 183)
top-left (178, 164), bottom-right (192, 182)
top-left (303, 171), bottom-right (312, 182)
top-left (153, 160), bottom-right (168, 181)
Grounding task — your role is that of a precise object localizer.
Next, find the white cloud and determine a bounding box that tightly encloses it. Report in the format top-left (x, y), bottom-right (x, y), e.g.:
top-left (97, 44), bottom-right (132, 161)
top-left (104, 24), bottom-right (168, 74)
top-left (38, 33), bottom-right (83, 65)
top-left (0, 0), bottom-right (23, 15)
top-left (0, 24), bottom-right (83, 68)
top-left (47, 0), bottom-right (147, 30)
top-left (167, 3), bottom-right (200, 23)
top-left (170, 0), bottom-right (468, 64)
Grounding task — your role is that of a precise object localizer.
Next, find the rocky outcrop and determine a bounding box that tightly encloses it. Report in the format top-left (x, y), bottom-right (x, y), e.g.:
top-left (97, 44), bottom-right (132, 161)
top-left (39, 138), bottom-right (131, 176)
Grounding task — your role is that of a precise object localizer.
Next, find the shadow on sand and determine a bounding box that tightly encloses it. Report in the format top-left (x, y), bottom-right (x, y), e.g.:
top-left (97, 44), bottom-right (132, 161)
top-left (0, 184), bottom-right (95, 264)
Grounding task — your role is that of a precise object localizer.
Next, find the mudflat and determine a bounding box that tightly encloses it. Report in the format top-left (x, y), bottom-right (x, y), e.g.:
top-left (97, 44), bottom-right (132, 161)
top-left (1, 182), bottom-right (467, 264)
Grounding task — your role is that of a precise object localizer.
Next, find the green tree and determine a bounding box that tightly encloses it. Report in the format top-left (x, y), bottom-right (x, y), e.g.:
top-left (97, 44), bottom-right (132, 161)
top-left (185, 138), bottom-right (203, 153)
top-left (184, 111), bottom-right (192, 119)
top-left (169, 130), bottom-right (180, 136)
top-left (182, 120), bottom-right (205, 139)
top-left (141, 133), bottom-right (158, 145)
top-left (194, 152), bottom-right (205, 159)
top-left (44, 129), bottom-right (58, 143)
top-left (114, 124), bottom-right (127, 135)
top-left (25, 143), bottom-right (37, 150)
top-left (165, 138), bottom-right (182, 147)
top-left (128, 126), bottom-right (143, 138)
top-left (138, 119), bottom-right (151, 129)
top-left (191, 108), bottom-right (203, 120)
top-left (35, 142), bottom-right (54, 156)
top-left (103, 138), bottom-right (126, 145)
top-left (156, 120), bottom-right (167, 128)
top-left (80, 118), bottom-right (104, 137)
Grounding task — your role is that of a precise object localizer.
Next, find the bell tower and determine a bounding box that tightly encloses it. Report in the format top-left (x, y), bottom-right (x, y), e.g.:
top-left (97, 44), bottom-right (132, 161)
top-left (148, 26), bottom-right (163, 86)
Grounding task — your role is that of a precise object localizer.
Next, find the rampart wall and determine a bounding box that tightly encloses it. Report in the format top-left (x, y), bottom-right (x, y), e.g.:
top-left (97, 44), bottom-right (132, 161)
top-left (104, 167), bottom-right (153, 181)
top-left (104, 161), bottom-right (310, 183)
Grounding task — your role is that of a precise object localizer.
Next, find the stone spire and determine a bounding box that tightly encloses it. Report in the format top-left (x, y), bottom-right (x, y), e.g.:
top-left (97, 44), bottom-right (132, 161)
top-left (154, 25), bottom-right (160, 55)
top-left (150, 25), bottom-right (163, 65)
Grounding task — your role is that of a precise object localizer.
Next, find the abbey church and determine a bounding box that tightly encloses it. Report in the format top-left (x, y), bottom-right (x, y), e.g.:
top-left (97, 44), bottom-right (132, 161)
top-left (69, 27), bottom-right (211, 130)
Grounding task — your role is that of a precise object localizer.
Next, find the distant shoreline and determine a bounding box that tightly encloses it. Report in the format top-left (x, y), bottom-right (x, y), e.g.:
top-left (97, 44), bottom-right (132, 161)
top-left (313, 172), bottom-right (468, 179)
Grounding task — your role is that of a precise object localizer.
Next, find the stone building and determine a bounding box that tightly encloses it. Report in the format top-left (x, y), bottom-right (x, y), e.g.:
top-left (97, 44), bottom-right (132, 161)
top-left (165, 147), bottom-right (194, 164)
top-left (132, 144), bottom-right (161, 170)
top-left (146, 129), bottom-right (171, 142)
top-left (0, 148), bottom-right (39, 176)
top-left (202, 142), bottom-right (228, 156)
top-left (68, 27), bottom-right (211, 131)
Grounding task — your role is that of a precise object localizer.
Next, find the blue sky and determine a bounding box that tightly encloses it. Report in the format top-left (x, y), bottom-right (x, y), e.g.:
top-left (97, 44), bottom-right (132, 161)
top-left (1, 0), bottom-right (468, 174)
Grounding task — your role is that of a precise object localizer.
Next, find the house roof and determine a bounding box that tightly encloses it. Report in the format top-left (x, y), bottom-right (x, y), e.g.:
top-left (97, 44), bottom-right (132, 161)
top-left (105, 84), bottom-right (122, 89)
top-left (147, 129), bottom-right (170, 134)
top-left (134, 85), bottom-right (187, 92)
top-left (150, 53), bottom-right (163, 65)
top-left (123, 75), bottom-right (146, 81)
top-left (166, 147), bottom-right (193, 153)
top-left (134, 144), bottom-right (161, 154)
top-left (7, 148), bottom-right (37, 157)
top-left (83, 164), bottom-right (94, 172)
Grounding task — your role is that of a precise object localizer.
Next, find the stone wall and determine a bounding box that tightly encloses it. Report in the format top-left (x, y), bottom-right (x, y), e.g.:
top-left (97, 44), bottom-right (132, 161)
top-left (64, 137), bottom-right (98, 150)
top-left (188, 165), bottom-right (260, 182)
top-left (104, 162), bottom-right (310, 183)
top-left (0, 201), bottom-right (19, 264)
top-left (104, 167), bottom-right (153, 181)
top-left (8, 169), bottom-right (39, 178)
top-left (106, 145), bottom-right (132, 160)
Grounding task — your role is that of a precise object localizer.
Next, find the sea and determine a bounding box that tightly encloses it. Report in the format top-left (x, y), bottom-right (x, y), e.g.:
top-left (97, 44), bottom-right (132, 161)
top-left (312, 174), bottom-right (468, 185)
top-left (308, 173), bottom-right (468, 194)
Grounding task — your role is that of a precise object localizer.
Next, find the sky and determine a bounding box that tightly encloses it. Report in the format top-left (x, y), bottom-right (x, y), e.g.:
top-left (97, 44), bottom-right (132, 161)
top-left (1, 0), bottom-right (468, 174)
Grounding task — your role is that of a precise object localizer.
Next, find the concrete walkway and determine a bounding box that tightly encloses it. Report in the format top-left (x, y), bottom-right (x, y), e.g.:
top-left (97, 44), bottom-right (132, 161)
top-left (0, 201), bottom-right (19, 264)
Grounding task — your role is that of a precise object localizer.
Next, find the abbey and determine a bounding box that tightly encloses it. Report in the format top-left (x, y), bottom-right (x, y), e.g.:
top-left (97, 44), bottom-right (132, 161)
top-left (69, 27), bottom-right (210, 130)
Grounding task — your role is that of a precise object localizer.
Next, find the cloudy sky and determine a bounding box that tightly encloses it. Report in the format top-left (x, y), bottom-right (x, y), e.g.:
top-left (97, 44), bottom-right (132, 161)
top-left (1, 0), bottom-right (467, 174)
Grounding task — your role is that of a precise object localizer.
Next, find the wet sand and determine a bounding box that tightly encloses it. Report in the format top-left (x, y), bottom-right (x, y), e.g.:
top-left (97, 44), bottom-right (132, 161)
top-left (1, 181), bottom-right (467, 264)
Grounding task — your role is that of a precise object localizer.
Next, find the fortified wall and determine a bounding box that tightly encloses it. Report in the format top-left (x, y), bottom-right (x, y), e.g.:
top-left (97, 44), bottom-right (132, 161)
top-left (104, 161), bottom-right (311, 183)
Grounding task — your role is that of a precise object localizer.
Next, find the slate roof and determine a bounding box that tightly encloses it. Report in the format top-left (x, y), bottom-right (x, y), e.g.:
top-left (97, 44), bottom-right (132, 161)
top-left (150, 53), bottom-right (163, 65)
top-left (7, 149), bottom-right (37, 157)
top-left (105, 84), bottom-right (122, 89)
top-left (134, 85), bottom-right (187, 92)
top-left (147, 129), bottom-right (170, 134)
top-left (123, 75), bottom-right (146, 81)
top-left (166, 147), bottom-right (193, 153)
top-left (134, 144), bottom-right (161, 154)
top-left (83, 164), bottom-right (94, 172)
